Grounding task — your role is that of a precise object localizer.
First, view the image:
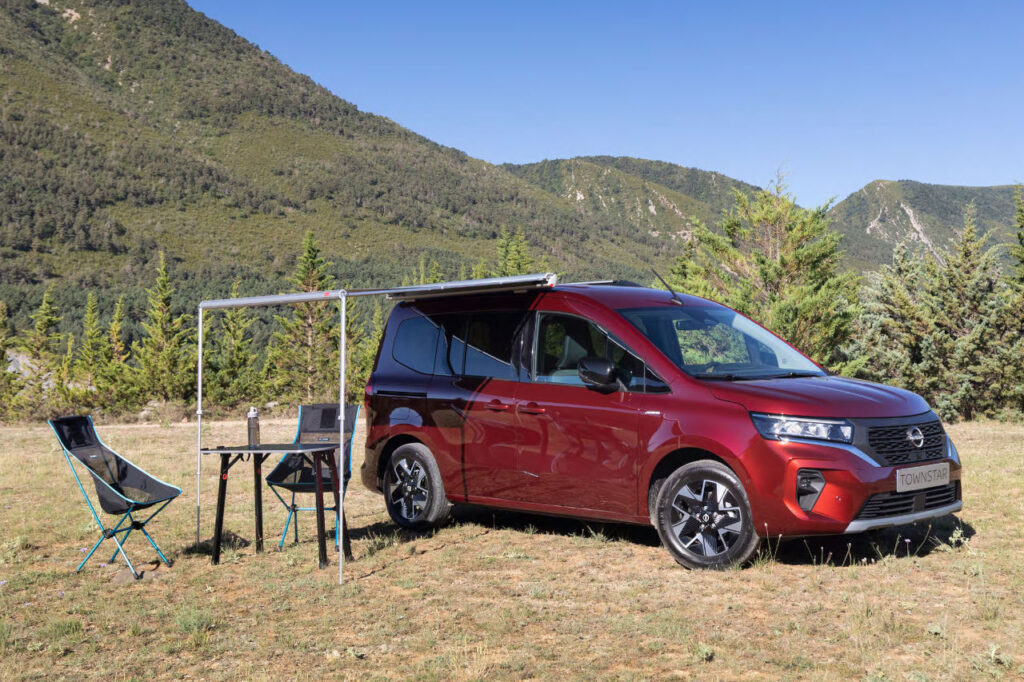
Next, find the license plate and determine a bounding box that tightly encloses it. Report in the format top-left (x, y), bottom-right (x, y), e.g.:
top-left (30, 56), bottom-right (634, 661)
top-left (896, 462), bottom-right (950, 492)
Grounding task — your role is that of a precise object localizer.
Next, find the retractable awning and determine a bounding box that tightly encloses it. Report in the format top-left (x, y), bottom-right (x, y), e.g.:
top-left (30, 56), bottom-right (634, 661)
top-left (195, 272), bottom-right (558, 584)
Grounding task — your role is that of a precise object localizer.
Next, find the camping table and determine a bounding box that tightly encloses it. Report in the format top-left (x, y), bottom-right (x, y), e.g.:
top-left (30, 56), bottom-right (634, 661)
top-left (200, 443), bottom-right (340, 568)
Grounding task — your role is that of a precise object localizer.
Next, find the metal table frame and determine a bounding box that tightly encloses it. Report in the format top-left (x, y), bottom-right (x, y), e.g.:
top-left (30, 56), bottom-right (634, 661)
top-left (195, 272), bottom-right (558, 584)
top-left (201, 444), bottom-right (340, 567)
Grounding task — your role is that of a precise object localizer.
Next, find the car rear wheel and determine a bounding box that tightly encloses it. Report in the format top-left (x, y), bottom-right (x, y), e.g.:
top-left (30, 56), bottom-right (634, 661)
top-left (654, 460), bottom-right (759, 569)
top-left (383, 443), bottom-right (451, 530)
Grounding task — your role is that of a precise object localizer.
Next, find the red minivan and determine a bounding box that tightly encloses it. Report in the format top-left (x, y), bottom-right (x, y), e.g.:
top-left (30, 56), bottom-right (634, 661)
top-left (360, 282), bottom-right (962, 568)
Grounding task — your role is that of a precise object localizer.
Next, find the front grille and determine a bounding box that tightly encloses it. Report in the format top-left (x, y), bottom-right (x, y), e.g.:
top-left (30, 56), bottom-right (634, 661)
top-left (855, 482), bottom-right (960, 520)
top-left (867, 419), bottom-right (946, 466)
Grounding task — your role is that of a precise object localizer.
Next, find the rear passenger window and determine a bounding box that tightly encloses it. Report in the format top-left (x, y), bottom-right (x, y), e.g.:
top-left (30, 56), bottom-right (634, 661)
top-left (463, 311), bottom-right (528, 380)
top-left (392, 315), bottom-right (440, 374)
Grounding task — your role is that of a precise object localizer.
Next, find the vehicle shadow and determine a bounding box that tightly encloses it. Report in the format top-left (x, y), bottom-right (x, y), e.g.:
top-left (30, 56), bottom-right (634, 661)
top-left (449, 504), bottom-right (664, 547)
top-left (769, 514), bottom-right (976, 566)
top-left (347, 508), bottom-right (974, 569)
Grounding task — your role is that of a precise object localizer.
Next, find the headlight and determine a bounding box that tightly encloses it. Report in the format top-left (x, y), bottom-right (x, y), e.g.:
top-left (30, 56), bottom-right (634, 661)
top-left (751, 413), bottom-right (854, 443)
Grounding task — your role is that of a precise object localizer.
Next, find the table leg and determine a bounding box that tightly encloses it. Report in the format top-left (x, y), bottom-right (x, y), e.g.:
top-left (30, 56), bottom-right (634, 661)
top-left (253, 454), bottom-right (264, 553)
top-left (325, 451), bottom-right (350, 558)
top-left (213, 452), bottom-right (230, 565)
top-left (314, 452), bottom-right (328, 569)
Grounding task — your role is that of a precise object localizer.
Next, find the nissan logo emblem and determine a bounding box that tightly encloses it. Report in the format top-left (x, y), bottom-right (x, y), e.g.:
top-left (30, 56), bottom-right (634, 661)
top-left (906, 426), bottom-right (925, 448)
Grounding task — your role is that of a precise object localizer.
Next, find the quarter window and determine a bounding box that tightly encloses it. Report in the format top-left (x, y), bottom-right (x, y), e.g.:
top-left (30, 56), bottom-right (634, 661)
top-left (392, 315), bottom-right (440, 374)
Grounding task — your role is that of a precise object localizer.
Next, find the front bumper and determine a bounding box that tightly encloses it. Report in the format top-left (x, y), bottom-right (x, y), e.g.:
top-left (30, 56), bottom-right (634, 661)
top-left (844, 499), bottom-right (962, 534)
top-left (748, 434), bottom-right (962, 537)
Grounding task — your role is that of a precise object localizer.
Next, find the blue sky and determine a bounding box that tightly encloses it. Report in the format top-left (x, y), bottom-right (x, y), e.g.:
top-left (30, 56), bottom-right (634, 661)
top-left (188, 1), bottom-right (1023, 207)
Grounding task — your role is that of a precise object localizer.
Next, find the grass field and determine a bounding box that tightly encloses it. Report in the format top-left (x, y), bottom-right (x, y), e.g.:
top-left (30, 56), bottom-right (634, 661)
top-left (0, 419), bottom-right (1021, 680)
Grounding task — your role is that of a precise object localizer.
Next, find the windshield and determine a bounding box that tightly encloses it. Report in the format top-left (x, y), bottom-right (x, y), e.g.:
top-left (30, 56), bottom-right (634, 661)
top-left (618, 305), bottom-right (825, 380)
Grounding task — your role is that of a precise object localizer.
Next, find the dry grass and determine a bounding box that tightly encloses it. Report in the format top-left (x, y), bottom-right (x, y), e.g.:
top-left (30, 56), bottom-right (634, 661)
top-left (0, 419), bottom-right (1021, 680)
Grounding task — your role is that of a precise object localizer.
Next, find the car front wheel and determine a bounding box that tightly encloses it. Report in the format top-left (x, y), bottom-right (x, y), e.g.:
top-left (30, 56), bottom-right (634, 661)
top-left (654, 460), bottom-right (760, 569)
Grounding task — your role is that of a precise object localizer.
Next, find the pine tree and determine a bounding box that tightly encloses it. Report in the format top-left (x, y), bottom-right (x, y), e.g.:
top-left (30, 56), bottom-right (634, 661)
top-left (208, 280), bottom-right (261, 407)
top-left (75, 293), bottom-right (104, 402)
top-left (265, 232), bottom-right (339, 405)
top-left (52, 333), bottom-right (79, 414)
top-left (854, 205), bottom-right (1019, 421)
top-left (17, 284), bottom-right (63, 415)
top-left (134, 253), bottom-right (195, 403)
top-left (96, 295), bottom-right (135, 410)
top-left (470, 258), bottom-right (489, 279)
top-left (347, 299), bottom-right (386, 402)
top-left (494, 226), bottom-right (535, 276)
top-left (668, 178), bottom-right (860, 372)
top-left (0, 302), bottom-right (21, 420)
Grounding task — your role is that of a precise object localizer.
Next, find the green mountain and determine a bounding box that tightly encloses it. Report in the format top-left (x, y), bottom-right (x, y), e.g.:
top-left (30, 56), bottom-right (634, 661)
top-left (829, 180), bottom-right (1019, 271)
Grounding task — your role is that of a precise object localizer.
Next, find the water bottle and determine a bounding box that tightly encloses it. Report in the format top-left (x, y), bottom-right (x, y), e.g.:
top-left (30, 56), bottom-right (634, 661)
top-left (246, 406), bottom-right (260, 449)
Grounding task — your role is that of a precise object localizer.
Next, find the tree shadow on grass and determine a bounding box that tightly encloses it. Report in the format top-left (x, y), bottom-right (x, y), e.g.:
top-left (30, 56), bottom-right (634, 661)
top-left (768, 514), bottom-right (976, 567)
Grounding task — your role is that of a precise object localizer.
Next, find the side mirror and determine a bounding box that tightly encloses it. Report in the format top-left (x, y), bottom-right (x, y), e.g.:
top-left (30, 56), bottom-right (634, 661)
top-left (578, 356), bottom-right (618, 392)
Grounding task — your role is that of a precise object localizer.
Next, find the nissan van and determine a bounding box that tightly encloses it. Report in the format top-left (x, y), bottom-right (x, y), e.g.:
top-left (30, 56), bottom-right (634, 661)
top-left (360, 282), bottom-right (962, 568)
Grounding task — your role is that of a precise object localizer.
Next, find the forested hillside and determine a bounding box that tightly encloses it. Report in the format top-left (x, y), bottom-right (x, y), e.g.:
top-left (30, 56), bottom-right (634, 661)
top-left (504, 157), bottom-right (756, 244)
top-left (829, 180), bottom-right (1019, 270)
top-left (0, 0), bottom-right (716, 336)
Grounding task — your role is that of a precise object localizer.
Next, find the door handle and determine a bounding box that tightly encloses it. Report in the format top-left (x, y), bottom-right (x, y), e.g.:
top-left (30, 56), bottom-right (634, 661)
top-left (518, 402), bottom-right (546, 415)
top-left (485, 399), bottom-right (511, 412)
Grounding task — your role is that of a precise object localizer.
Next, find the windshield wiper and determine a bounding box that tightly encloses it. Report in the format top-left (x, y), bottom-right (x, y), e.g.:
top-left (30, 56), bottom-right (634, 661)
top-left (761, 371), bottom-right (823, 379)
top-left (693, 373), bottom-right (758, 381)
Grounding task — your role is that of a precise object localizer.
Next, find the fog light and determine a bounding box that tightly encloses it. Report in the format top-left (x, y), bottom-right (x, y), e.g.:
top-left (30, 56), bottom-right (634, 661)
top-left (796, 469), bottom-right (826, 511)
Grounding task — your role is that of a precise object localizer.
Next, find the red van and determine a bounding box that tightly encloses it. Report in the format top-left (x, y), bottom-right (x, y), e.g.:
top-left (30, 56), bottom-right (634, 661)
top-left (360, 282), bottom-right (962, 568)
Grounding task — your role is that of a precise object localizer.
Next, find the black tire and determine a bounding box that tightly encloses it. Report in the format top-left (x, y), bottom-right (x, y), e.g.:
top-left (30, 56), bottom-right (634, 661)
top-left (654, 460), bottom-right (760, 570)
top-left (383, 443), bottom-right (452, 530)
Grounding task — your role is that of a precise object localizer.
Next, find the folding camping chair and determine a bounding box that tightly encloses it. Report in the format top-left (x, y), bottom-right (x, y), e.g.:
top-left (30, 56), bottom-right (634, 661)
top-left (49, 416), bottom-right (181, 579)
top-left (265, 404), bottom-right (360, 558)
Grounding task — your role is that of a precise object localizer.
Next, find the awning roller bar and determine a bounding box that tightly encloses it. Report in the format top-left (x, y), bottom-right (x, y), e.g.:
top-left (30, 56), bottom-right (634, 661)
top-left (198, 272), bottom-right (558, 310)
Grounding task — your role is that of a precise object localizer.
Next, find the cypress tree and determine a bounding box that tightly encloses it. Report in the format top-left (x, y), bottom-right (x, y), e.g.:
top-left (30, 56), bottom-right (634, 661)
top-left (668, 178), bottom-right (860, 373)
top-left (208, 280), bottom-right (260, 407)
top-left (134, 253), bottom-right (195, 403)
top-left (264, 231), bottom-right (338, 405)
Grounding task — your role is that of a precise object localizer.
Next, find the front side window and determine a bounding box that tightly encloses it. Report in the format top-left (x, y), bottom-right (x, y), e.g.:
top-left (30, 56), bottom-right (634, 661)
top-left (619, 305), bottom-right (824, 380)
top-left (534, 313), bottom-right (645, 390)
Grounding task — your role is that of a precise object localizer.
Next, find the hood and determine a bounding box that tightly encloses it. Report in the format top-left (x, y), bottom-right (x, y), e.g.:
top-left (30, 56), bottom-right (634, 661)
top-left (707, 375), bottom-right (931, 419)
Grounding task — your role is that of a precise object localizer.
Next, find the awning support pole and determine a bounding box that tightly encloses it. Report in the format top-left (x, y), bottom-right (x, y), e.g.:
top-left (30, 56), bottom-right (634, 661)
top-left (195, 306), bottom-right (204, 549)
top-left (338, 291), bottom-right (347, 585)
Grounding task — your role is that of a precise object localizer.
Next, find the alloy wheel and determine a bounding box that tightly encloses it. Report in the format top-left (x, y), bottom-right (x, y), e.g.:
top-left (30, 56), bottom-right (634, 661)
top-left (668, 478), bottom-right (744, 557)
